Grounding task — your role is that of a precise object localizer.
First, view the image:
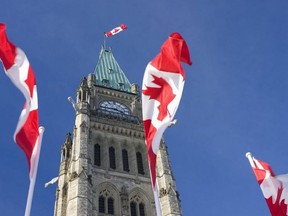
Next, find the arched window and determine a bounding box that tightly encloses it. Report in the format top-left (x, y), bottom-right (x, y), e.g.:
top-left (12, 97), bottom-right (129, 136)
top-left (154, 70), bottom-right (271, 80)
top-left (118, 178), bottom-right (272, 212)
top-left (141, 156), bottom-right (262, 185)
top-left (130, 201), bottom-right (137, 216)
top-left (129, 201), bottom-right (145, 216)
top-left (94, 144), bottom-right (101, 166)
top-left (136, 152), bottom-right (144, 175)
top-left (122, 149), bottom-right (129, 172)
top-left (108, 197), bottom-right (114, 214)
top-left (98, 196), bottom-right (114, 215)
top-left (82, 91), bottom-right (87, 101)
top-left (109, 147), bottom-right (116, 169)
top-left (78, 92), bottom-right (82, 101)
top-left (66, 149), bottom-right (69, 159)
top-left (99, 196), bottom-right (105, 213)
top-left (139, 203), bottom-right (145, 216)
top-left (62, 149), bottom-right (66, 161)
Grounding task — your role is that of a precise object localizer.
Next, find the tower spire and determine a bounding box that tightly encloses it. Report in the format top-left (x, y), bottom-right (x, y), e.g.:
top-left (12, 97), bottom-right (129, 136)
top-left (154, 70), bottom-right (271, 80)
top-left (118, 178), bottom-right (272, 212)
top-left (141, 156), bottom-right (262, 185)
top-left (94, 47), bottom-right (132, 92)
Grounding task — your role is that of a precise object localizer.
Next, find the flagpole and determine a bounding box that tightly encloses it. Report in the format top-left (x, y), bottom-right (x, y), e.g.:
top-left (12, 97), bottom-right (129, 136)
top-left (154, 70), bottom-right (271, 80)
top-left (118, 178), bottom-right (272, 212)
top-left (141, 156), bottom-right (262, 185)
top-left (245, 152), bottom-right (255, 168)
top-left (103, 33), bottom-right (106, 50)
top-left (148, 162), bottom-right (162, 216)
top-left (152, 185), bottom-right (162, 216)
top-left (25, 126), bottom-right (45, 216)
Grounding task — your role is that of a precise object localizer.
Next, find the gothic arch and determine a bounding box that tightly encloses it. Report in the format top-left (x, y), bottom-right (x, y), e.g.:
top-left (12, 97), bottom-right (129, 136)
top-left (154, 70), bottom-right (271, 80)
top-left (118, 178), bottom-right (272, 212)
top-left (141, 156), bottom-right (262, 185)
top-left (129, 187), bottom-right (153, 216)
top-left (94, 182), bottom-right (121, 216)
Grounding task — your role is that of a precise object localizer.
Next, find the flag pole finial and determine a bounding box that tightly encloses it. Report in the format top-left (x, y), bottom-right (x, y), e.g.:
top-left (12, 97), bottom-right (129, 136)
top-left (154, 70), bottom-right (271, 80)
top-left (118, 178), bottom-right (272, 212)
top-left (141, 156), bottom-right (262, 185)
top-left (245, 152), bottom-right (252, 159)
top-left (245, 152), bottom-right (255, 168)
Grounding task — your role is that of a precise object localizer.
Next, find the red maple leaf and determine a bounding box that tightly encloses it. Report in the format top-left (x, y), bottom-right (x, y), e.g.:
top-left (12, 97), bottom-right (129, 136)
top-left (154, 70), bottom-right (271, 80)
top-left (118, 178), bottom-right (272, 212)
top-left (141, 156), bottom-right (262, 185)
top-left (112, 28), bottom-right (120, 34)
top-left (143, 74), bottom-right (175, 121)
top-left (266, 187), bottom-right (287, 216)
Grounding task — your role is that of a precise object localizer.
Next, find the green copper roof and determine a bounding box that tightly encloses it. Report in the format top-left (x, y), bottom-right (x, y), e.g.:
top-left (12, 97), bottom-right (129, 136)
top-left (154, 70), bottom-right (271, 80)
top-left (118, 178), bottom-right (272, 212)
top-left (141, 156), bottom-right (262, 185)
top-left (94, 47), bottom-right (131, 92)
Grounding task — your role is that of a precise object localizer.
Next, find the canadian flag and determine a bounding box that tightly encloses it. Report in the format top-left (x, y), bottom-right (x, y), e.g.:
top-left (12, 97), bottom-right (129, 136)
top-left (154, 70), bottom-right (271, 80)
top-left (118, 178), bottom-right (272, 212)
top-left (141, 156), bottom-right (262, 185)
top-left (0, 23), bottom-right (44, 216)
top-left (142, 32), bottom-right (192, 215)
top-left (246, 152), bottom-right (288, 216)
top-left (105, 24), bottom-right (127, 37)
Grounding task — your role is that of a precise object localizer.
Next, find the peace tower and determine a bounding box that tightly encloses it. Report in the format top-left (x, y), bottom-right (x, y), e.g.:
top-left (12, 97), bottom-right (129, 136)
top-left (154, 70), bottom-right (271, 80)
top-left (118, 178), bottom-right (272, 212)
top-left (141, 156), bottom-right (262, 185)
top-left (54, 47), bottom-right (182, 216)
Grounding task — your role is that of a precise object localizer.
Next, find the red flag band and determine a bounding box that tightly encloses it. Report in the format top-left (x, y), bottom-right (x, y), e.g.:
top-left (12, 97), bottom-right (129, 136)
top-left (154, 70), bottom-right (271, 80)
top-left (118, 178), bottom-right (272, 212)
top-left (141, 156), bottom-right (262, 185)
top-left (246, 152), bottom-right (288, 216)
top-left (0, 23), bottom-right (45, 215)
top-left (142, 32), bottom-right (192, 215)
top-left (105, 24), bottom-right (127, 37)
top-left (0, 23), bottom-right (41, 177)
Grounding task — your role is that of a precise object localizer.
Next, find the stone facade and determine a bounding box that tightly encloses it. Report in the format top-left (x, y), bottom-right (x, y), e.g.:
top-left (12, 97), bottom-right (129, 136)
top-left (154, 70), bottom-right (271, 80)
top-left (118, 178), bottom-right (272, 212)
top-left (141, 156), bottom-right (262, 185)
top-left (54, 49), bottom-right (182, 216)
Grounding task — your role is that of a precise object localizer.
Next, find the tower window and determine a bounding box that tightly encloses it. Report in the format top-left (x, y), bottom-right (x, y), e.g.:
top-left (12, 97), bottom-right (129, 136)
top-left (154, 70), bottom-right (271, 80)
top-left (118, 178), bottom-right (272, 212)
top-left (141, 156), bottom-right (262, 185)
top-left (62, 149), bottom-right (66, 161)
top-left (122, 149), bottom-right (129, 172)
top-left (99, 188), bottom-right (116, 215)
top-left (136, 152), bottom-right (144, 175)
top-left (139, 203), bottom-right (145, 216)
top-left (99, 196), bottom-right (105, 213)
top-left (130, 201), bottom-right (145, 216)
top-left (102, 79), bottom-right (110, 86)
top-left (66, 149), bottom-right (69, 159)
top-left (82, 91), bottom-right (87, 101)
top-left (109, 147), bottom-right (116, 169)
top-left (94, 144), bottom-right (101, 166)
top-left (99, 195), bottom-right (114, 215)
top-left (107, 197), bottom-right (114, 214)
top-left (118, 83), bottom-right (124, 90)
top-left (130, 201), bottom-right (137, 216)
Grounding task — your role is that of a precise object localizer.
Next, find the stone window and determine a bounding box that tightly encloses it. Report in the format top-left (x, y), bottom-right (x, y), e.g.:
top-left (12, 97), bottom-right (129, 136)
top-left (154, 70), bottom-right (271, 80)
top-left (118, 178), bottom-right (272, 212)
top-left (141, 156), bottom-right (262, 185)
top-left (139, 203), bottom-right (145, 216)
top-left (136, 152), bottom-right (144, 175)
top-left (99, 196), bottom-right (105, 213)
top-left (98, 189), bottom-right (115, 215)
top-left (94, 144), bottom-right (101, 166)
top-left (107, 197), bottom-right (114, 214)
top-left (82, 91), bottom-right (87, 101)
top-left (61, 149), bottom-right (66, 162)
top-left (109, 147), bottom-right (116, 169)
top-left (130, 197), bottom-right (146, 216)
top-left (130, 201), bottom-right (137, 216)
top-left (122, 149), bottom-right (129, 172)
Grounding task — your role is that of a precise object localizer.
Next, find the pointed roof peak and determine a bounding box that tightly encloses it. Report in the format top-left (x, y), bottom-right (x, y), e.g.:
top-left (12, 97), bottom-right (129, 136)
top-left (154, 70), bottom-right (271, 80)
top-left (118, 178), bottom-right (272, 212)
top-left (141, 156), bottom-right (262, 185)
top-left (94, 46), bottom-right (132, 92)
top-left (63, 132), bottom-right (72, 148)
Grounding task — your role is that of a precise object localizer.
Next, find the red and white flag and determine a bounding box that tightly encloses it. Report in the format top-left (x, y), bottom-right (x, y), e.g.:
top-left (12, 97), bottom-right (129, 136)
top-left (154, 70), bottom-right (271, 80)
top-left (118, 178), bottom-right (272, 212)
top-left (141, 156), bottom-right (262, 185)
top-left (142, 32), bottom-right (192, 215)
top-left (0, 23), bottom-right (44, 216)
top-left (246, 152), bottom-right (288, 216)
top-left (105, 24), bottom-right (127, 37)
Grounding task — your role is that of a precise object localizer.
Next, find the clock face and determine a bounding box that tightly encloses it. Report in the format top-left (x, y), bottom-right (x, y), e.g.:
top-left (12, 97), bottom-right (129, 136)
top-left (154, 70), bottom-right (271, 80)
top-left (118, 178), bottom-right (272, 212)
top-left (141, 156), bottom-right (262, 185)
top-left (99, 101), bottom-right (130, 115)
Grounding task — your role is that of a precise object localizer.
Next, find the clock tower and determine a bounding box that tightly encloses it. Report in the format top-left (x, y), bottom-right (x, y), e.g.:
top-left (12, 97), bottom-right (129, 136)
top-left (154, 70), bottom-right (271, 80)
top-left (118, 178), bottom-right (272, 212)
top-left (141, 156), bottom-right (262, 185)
top-left (54, 47), bottom-right (182, 216)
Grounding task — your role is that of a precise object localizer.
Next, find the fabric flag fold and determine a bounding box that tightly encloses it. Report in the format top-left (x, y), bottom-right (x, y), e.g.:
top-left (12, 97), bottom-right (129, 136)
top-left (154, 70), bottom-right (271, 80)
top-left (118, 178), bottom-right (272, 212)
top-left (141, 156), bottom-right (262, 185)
top-left (0, 23), bottom-right (44, 216)
top-left (246, 152), bottom-right (288, 216)
top-left (142, 32), bottom-right (192, 215)
top-left (45, 176), bottom-right (59, 188)
top-left (105, 24), bottom-right (127, 37)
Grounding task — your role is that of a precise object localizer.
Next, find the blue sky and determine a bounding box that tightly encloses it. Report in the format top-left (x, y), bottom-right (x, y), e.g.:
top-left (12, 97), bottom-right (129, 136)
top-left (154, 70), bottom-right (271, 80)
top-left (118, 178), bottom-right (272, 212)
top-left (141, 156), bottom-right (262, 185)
top-left (1, 0), bottom-right (288, 215)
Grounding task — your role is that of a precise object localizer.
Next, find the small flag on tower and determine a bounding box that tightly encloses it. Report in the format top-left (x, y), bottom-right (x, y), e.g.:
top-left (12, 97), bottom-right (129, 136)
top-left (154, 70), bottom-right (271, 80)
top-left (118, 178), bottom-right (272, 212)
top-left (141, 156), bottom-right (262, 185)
top-left (105, 24), bottom-right (127, 37)
top-left (0, 23), bottom-right (45, 216)
top-left (142, 32), bottom-right (192, 215)
top-left (246, 152), bottom-right (288, 216)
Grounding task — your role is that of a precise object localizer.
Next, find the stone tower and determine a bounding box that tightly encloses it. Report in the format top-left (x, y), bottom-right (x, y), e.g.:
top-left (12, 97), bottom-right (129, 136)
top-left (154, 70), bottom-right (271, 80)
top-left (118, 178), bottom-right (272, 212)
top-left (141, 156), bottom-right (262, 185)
top-left (54, 47), bottom-right (182, 216)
